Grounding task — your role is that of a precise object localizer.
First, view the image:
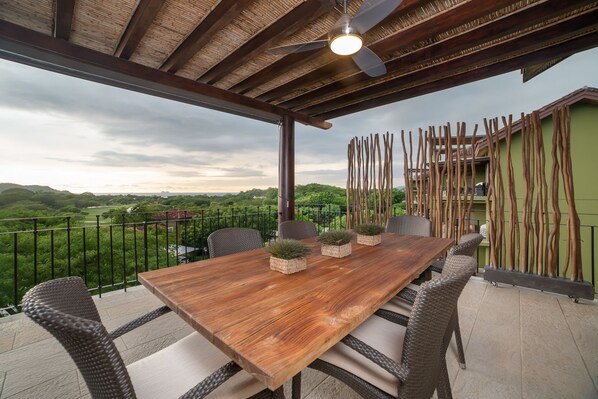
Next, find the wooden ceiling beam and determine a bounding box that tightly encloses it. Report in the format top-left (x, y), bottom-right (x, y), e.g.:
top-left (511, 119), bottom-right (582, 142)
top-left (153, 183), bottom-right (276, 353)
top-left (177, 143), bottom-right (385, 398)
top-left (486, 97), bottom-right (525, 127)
top-left (53, 0), bottom-right (75, 40)
top-left (114, 0), bottom-right (165, 59)
top-left (197, 0), bottom-right (336, 85)
top-left (160, 0), bottom-right (252, 73)
top-left (256, 0), bottom-right (520, 103)
top-left (305, 10), bottom-right (598, 116)
top-left (283, 0), bottom-right (595, 110)
top-left (0, 20), bottom-right (331, 129)
top-left (314, 30), bottom-right (598, 119)
top-left (227, 0), bottom-right (428, 95)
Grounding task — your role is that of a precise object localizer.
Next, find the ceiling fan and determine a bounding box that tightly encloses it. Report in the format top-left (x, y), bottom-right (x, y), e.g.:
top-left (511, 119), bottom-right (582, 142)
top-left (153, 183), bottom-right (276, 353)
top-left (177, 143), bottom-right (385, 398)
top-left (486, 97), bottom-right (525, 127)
top-left (267, 0), bottom-right (403, 77)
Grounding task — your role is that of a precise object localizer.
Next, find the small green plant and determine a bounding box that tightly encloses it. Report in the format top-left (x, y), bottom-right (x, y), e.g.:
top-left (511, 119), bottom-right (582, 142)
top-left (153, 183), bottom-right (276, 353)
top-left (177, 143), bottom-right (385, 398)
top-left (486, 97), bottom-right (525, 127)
top-left (353, 223), bottom-right (385, 236)
top-left (267, 239), bottom-right (311, 260)
top-left (316, 230), bottom-right (354, 246)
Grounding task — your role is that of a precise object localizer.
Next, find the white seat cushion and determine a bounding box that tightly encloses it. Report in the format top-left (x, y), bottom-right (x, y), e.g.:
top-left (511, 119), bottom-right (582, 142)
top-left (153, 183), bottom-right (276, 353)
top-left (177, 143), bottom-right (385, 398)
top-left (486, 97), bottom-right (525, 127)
top-left (319, 315), bottom-right (406, 397)
top-left (379, 283), bottom-right (419, 317)
top-left (128, 332), bottom-right (266, 399)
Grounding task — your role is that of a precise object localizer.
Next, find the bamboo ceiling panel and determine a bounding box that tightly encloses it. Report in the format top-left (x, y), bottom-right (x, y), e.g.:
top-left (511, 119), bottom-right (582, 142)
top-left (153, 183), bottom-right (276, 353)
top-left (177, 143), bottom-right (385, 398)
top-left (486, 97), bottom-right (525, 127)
top-left (129, 0), bottom-right (218, 69)
top-left (69, 0), bottom-right (138, 54)
top-left (1, 0), bottom-right (597, 126)
top-left (176, 0), bottom-right (303, 82)
top-left (0, 0), bottom-right (53, 35)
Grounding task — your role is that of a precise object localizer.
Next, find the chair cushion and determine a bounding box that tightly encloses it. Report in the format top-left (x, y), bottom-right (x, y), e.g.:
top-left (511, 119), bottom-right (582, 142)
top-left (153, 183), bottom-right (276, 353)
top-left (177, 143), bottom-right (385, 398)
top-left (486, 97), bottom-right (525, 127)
top-left (128, 332), bottom-right (266, 399)
top-left (319, 315), bottom-right (405, 397)
top-left (380, 296), bottom-right (413, 317)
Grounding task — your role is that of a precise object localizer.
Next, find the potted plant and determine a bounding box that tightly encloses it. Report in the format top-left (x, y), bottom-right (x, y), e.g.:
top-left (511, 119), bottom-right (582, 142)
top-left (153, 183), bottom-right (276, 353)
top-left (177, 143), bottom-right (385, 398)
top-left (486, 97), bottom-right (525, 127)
top-left (316, 230), bottom-right (354, 258)
top-left (354, 223), bottom-right (385, 246)
top-left (266, 239), bottom-right (311, 274)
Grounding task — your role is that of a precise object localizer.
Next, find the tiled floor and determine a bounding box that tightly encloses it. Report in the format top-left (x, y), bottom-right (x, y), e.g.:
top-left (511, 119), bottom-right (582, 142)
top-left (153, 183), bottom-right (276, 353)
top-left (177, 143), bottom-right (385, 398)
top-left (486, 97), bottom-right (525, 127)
top-left (0, 277), bottom-right (596, 398)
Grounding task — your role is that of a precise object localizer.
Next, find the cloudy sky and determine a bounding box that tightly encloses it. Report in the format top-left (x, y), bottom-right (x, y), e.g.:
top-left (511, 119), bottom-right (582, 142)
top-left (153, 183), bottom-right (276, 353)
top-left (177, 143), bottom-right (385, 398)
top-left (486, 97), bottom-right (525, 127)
top-left (1, 48), bottom-right (598, 194)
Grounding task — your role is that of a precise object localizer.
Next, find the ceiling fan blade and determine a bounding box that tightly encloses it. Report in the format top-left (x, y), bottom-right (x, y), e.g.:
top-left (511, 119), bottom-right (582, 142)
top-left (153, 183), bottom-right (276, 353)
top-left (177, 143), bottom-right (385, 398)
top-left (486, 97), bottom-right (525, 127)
top-left (352, 46), bottom-right (386, 77)
top-left (351, 0), bottom-right (404, 34)
top-left (267, 40), bottom-right (328, 55)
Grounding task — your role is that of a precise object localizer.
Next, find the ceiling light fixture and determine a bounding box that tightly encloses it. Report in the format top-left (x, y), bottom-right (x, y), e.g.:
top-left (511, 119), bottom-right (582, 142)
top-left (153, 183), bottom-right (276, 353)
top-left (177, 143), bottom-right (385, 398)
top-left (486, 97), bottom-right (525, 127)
top-left (328, 13), bottom-right (363, 56)
top-left (329, 33), bottom-right (363, 55)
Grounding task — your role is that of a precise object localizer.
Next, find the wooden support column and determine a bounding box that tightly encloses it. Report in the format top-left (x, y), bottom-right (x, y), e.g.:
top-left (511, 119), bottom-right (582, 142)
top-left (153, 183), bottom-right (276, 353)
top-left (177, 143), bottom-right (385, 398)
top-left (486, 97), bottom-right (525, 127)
top-left (279, 115), bottom-right (295, 224)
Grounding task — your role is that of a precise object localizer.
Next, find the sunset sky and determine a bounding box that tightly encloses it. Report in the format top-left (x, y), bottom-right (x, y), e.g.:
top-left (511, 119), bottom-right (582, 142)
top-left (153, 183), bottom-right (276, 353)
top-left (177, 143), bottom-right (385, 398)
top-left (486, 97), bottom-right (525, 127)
top-left (1, 48), bottom-right (598, 194)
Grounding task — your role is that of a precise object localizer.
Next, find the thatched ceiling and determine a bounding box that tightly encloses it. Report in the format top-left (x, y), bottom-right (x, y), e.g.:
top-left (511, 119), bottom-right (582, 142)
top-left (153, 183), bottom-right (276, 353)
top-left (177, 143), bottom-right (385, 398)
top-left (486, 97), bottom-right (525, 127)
top-left (1, 0), bottom-right (597, 129)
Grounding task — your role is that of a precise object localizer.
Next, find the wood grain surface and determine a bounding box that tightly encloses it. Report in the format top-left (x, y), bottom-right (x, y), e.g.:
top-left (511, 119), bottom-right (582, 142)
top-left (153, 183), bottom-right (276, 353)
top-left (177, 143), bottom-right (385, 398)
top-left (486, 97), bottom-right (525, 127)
top-left (139, 233), bottom-right (453, 389)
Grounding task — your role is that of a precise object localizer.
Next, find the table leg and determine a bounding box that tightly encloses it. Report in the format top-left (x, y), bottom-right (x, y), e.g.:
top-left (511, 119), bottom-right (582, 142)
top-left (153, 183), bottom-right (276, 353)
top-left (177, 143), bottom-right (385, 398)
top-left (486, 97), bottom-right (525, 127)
top-left (292, 373), bottom-right (302, 399)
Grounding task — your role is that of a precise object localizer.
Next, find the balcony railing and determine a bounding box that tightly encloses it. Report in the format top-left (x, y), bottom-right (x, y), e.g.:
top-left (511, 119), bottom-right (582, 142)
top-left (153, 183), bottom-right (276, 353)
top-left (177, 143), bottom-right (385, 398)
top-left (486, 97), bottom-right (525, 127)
top-left (3, 204), bottom-right (405, 315)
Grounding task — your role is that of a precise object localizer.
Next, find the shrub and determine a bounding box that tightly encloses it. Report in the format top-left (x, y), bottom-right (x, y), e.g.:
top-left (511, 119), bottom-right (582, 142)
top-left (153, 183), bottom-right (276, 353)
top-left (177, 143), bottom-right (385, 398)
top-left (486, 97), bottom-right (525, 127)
top-left (316, 230), bottom-right (354, 246)
top-left (353, 224), bottom-right (385, 236)
top-left (267, 239), bottom-right (311, 260)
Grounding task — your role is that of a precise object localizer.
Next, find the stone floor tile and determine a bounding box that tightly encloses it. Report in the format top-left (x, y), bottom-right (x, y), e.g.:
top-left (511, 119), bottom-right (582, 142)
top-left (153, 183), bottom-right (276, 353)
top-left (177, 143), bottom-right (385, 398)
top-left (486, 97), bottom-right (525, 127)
top-left (2, 351), bottom-right (76, 397)
top-left (0, 336), bottom-right (13, 354)
top-left (558, 297), bottom-right (598, 390)
top-left (452, 362), bottom-right (522, 399)
top-left (304, 376), bottom-right (361, 399)
top-left (522, 360), bottom-right (597, 399)
top-left (11, 325), bottom-right (50, 350)
top-left (458, 278), bottom-right (487, 310)
top-left (2, 371), bottom-right (79, 399)
top-left (1, 373), bottom-right (5, 395)
top-left (119, 311), bottom-right (190, 350)
top-left (0, 338), bottom-right (64, 374)
top-left (282, 369), bottom-right (328, 399)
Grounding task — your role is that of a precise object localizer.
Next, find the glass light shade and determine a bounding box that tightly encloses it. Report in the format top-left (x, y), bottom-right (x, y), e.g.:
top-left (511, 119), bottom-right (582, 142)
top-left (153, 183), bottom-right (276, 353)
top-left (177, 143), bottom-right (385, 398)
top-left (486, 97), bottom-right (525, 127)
top-left (329, 34), bottom-right (363, 56)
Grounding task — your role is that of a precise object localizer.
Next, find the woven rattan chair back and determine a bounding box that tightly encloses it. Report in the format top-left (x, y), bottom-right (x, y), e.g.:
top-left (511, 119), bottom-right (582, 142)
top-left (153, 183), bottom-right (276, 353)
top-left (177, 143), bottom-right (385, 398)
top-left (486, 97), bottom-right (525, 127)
top-left (22, 277), bottom-right (136, 399)
top-left (278, 220), bottom-right (317, 240)
top-left (207, 227), bottom-right (263, 258)
top-left (385, 215), bottom-right (431, 237)
top-left (448, 233), bottom-right (484, 258)
top-left (399, 255), bottom-right (476, 399)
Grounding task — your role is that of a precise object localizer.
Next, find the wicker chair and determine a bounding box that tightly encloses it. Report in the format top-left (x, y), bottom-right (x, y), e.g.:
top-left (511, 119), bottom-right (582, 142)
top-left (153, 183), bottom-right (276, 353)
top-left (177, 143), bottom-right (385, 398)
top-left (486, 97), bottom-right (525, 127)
top-left (309, 256), bottom-right (476, 399)
top-left (429, 233), bottom-right (484, 274)
top-left (385, 215), bottom-right (431, 237)
top-left (22, 277), bottom-right (282, 399)
top-left (207, 227), bottom-right (263, 259)
top-left (278, 220), bottom-right (317, 240)
top-left (381, 241), bottom-right (483, 371)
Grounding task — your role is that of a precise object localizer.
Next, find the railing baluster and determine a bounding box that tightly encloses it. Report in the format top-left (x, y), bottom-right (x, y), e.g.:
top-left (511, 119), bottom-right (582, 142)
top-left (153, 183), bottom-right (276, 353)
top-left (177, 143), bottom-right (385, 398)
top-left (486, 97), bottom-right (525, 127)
top-left (144, 213), bottom-right (149, 272)
top-left (165, 212), bottom-right (169, 267)
top-left (33, 218), bottom-right (37, 286)
top-left (50, 230), bottom-right (55, 279)
top-left (82, 227), bottom-right (88, 285)
top-left (122, 215), bottom-right (127, 291)
top-left (155, 221), bottom-right (159, 268)
top-left (67, 216), bottom-right (71, 276)
top-left (133, 223), bottom-right (138, 280)
top-left (96, 215), bottom-right (102, 297)
top-left (110, 225), bottom-right (114, 286)
top-left (13, 233), bottom-right (18, 309)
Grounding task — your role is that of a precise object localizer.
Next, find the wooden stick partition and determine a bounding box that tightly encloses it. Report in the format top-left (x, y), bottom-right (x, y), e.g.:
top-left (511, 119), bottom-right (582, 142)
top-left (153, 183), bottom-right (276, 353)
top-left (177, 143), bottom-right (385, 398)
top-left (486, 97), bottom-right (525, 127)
top-left (346, 133), bottom-right (394, 229)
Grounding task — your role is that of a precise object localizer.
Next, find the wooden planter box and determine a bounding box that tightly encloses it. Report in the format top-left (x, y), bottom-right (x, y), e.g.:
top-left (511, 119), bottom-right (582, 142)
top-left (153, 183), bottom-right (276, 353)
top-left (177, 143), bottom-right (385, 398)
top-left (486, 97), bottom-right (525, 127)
top-left (357, 234), bottom-right (382, 246)
top-left (483, 266), bottom-right (594, 301)
top-left (321, 243), bottom-right (352, 258)
top-left (270, 256), bottom-right (307, 275)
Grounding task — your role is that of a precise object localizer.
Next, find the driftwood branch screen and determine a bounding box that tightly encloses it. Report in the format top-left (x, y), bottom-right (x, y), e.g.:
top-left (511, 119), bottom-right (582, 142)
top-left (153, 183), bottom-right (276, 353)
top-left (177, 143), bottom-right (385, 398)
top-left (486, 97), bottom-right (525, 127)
top-left (402, 124), bottom-right (477, 241)
top-left (485, 106), bottom-right (582, 281)
top-left (346, 133), bottom-right (394, 229)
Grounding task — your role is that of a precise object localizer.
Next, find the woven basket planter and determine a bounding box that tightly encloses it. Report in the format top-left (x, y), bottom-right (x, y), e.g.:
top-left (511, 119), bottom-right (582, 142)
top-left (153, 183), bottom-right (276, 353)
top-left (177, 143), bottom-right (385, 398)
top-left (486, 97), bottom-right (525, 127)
top-left (321, 243), bottom-right (352, 258)
top-left (270, 256), bottom-right (307, 275)
top-left (357, 234), bottom-right (382, 246)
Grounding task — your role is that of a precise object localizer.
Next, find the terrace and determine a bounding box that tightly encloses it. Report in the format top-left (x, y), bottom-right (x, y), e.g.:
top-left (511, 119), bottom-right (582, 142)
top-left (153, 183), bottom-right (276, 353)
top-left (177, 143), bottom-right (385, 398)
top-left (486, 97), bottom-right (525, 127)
top-left (1, 277), bottom-right (597, 398)
top-left (1, 1), bottom-right (598, 398)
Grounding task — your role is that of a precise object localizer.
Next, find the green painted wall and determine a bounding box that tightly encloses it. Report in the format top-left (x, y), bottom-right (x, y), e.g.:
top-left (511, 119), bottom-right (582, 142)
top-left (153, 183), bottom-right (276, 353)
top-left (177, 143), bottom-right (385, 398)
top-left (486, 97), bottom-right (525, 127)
top-left (495, 103), bottom-right (598, 288)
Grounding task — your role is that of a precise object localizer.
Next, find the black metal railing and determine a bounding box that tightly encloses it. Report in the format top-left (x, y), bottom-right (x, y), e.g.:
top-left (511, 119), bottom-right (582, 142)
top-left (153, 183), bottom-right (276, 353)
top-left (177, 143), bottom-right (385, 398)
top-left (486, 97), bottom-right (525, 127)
top-left (3, 204), bottom-right (393, 314)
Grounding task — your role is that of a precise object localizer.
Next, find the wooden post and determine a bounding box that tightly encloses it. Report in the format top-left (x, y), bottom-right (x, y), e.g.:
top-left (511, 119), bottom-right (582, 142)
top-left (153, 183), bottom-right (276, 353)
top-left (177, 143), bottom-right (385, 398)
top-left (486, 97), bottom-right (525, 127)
top-left (278, 115), bottom-right (295, 225)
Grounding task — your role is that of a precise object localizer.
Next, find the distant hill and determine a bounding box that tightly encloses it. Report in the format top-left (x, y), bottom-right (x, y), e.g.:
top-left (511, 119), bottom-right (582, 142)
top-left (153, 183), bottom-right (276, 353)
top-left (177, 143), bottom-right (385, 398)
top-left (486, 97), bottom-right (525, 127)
top-left (0, 183), bottom-right (68, 194)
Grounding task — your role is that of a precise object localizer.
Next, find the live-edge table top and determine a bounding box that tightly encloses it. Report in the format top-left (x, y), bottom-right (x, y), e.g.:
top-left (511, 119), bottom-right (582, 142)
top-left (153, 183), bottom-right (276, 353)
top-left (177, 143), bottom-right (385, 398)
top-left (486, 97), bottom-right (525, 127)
top-left (139, 233), bottom-right (453, 390)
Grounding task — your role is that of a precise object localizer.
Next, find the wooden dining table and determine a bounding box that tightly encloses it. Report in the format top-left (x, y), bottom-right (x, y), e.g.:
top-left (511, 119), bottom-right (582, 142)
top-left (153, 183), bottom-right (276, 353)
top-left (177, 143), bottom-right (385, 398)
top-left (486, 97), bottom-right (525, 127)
top-left (138, 232), bottom-right (453, 392)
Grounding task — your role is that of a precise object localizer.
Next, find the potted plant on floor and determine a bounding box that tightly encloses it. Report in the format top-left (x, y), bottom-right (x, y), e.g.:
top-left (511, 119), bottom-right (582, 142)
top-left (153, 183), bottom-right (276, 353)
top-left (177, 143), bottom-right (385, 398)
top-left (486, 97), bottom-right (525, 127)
top-left (316, 230), bottom-right (354, 258)
top-left (267, 239), bottom-right (311, 274)
top-left (354, 223), bottom-right (385, 246)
